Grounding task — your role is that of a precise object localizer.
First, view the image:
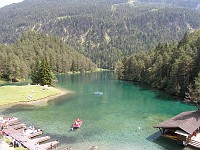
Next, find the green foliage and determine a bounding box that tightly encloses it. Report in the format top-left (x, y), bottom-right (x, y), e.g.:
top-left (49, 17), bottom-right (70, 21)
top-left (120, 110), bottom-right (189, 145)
top-left (31, 57), bottom-right (41, 84)
top-left (185, 73), bottom-right (200, 108)
top-left (194, 73), bottom-right (200, 102)
top-left (0, 31), bottom-right (97, 81)
top-left (139, 0), bottom-right (200, 10)
top-left (115, 61), bottom-right (124, 80)
top-left (40, 57), bottom-right (53, 86)
top-left (31, 57), bottom-right (53, 86)
top-left (0, 0), bottom-right (200, 69)
top-left (116, 29), bottom-right (200, 99)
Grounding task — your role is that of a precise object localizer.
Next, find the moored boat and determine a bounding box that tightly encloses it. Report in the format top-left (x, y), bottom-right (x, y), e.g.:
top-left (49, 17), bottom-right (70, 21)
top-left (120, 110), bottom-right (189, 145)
top-left (0, 117), bottom-right (18, 127)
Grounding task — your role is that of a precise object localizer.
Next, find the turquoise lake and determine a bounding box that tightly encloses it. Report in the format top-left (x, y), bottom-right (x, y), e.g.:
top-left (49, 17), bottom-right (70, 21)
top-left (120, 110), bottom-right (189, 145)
top-left (0, 71), bottom-right (196, 150)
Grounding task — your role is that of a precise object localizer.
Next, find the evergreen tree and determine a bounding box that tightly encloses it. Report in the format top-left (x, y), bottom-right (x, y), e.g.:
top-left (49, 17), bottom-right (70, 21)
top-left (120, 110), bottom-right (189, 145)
top-left (116, 61), bottom-right (124, 80)
top-left (178, 32), bottom-right (190, 48)
top-left (185, 73), bottom-right (200, 109)
top-left (192, 37), bottom-right (200, 81)
top-left (31, 57), bottom-right (53, 86)
top-left (31, 58), bottom-right (41, 85)
top-left (193, 73), bottom-right (200, 103)
top-left (40, 57), bottom-right (53, 86)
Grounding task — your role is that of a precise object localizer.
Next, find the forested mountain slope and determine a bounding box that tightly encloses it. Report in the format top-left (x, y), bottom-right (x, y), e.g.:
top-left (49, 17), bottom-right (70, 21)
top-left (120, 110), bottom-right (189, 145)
top-left (138, 0), bottom-right (200, 10)
top-left (116, 29), bottom-right (200, 98)
top-left (0, 32), bottom-right (96, 81)
top-left (0, 0), bottom-right (200, 69)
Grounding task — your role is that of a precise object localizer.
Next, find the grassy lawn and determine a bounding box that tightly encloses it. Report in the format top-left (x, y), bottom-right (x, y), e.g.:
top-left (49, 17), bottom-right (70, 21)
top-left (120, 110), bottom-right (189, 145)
top-left (0, 85), bottom-right (61, 106)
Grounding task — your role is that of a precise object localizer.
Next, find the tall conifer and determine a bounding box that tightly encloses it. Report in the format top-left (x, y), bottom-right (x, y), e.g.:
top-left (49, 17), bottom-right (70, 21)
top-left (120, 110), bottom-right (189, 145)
top-left (31, 57), bottom-right (53, 86)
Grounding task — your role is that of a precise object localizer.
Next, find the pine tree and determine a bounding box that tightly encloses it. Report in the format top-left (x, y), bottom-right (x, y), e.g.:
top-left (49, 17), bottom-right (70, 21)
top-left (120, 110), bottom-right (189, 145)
top-left (178, 32), bottom-right (190, 48)
top-left (31, 58), bottom-right (41, 85)
top-left (166, 59), bottom-right (180, 95)
top-left (185, 73), bottom-right (200, 109)
top-left (31, 57), bottom-right (53, 86)
top-left (193, 73), bottom-right (200, 103)
top-left (116, 61), bottom-right (124, 80)
top-left (40, 57), bottom-right (53, 86)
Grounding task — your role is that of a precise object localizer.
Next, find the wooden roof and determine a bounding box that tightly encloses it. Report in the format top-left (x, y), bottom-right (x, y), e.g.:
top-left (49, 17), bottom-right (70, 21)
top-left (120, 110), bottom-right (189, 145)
top-left (154, 110), bottom-right (200, 135)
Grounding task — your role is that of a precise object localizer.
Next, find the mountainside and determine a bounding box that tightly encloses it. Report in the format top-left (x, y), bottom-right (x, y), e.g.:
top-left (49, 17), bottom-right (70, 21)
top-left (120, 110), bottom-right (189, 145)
top-left (138, 0), bottom-right (200, 10)
top-left (0, 0), bottom-right (200, 69)
top-left (0, 32), bottom-right (96, 81)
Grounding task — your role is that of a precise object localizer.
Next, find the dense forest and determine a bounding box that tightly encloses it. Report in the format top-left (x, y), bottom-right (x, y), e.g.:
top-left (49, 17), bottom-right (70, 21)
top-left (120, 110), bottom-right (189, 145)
top-left (0, 32), bottom-right (96, 81)
top-left (116, 29), bottom-right (200, 101)
top-left (138, 0), bottom-right (200, 10)
top-left (0, 0), bottom-right (200, 69)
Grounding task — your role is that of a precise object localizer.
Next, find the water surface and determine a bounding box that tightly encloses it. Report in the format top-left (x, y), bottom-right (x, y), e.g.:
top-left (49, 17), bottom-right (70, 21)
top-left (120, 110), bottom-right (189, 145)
top-left (0, 71), bottom-right (196, 150)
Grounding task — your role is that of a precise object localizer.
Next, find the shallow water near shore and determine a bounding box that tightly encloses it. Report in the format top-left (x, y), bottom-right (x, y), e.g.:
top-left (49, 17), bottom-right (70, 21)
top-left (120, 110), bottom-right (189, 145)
top-left (0, 71), bottom-right (196, 150)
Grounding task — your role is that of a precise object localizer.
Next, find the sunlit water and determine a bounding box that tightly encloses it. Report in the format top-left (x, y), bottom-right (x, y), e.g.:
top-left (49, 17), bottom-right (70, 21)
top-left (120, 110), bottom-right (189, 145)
top-left (0, 71), bottom-right (196, 150)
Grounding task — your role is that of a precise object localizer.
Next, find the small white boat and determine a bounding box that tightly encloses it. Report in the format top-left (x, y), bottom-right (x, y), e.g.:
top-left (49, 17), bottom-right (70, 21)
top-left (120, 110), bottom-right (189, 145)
top-left (94, 91), bottom-right (103, 96)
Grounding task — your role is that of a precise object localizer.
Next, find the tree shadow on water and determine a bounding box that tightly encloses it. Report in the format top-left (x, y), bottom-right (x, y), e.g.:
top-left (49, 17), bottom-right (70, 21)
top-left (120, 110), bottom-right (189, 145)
top-left (131, 81), bottom-right (183, 102)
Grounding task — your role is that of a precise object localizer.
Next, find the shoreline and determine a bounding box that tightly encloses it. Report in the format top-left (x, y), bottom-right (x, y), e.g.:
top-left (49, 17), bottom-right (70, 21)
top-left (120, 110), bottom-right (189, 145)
top-left (17, 87), bottom-right (73, 106)
top-left (0, 86), bottom-right (74, 109)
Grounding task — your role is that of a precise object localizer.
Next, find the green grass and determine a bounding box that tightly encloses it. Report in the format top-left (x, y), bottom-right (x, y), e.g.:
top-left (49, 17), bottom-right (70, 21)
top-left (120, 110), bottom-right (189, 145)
top-left (0, 85), bottom-right (61, 106)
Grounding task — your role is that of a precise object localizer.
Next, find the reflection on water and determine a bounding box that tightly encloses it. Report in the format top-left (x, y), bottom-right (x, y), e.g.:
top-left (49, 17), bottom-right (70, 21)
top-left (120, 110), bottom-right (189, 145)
top-left (0, 71), bottom-right (196, 150)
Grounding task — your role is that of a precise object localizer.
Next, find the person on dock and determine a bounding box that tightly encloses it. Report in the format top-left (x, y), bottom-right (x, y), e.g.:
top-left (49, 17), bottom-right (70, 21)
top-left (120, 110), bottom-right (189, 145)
top-left (13, 139), bottom-right (17, 148)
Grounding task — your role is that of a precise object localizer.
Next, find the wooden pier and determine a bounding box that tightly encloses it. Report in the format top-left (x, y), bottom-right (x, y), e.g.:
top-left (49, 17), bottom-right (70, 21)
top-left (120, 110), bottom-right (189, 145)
top-left (1, 118), bottom-right (59, 150)
top-left (13, 123), bottom-right (26, 130)
top-left (27, 130), bottom-right (43, 138)
top-left (32, 136), bottom-right (51, 144)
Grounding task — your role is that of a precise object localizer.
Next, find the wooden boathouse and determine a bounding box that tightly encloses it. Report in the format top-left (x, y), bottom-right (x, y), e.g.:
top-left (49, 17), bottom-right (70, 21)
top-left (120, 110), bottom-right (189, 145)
top-left (154, 110), bottom-right (200, 148)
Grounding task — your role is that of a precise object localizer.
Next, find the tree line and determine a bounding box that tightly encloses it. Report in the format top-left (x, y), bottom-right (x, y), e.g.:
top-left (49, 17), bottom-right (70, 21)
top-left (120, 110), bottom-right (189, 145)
top-left (116, 29), bottom-right (200, 104)
top-left (0, 31), bottom-right (96, 82)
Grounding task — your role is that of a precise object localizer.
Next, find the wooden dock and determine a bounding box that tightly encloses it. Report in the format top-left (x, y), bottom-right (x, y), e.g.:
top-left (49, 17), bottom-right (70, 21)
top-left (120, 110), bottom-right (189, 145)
top-left (40, 141), bottom-right (59, 149)
top-left (1, 118), bottom-right (59, 150)
top-left (9, 121), bottom-right (20, 126)
top-left (27, 130), bottom-right (43, 138)
top-left (32, 136), bottom-right (51, 144)
top-left (12, 123), bottom-right (26, 130)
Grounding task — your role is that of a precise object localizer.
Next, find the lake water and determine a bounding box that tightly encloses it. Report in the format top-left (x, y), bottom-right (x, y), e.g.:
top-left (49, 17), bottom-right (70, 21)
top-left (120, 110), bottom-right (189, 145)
top-left (0, 71), bottom-right (196, 150)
